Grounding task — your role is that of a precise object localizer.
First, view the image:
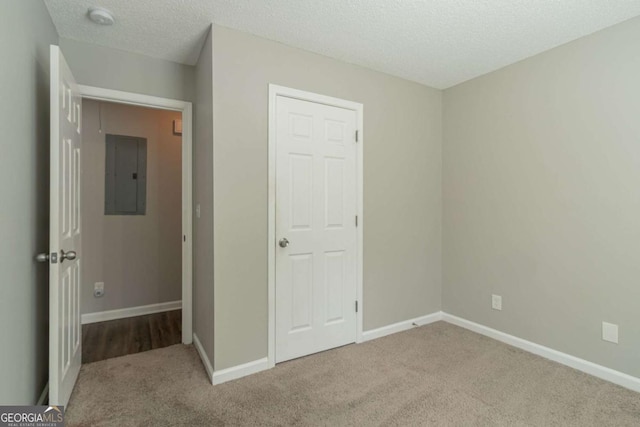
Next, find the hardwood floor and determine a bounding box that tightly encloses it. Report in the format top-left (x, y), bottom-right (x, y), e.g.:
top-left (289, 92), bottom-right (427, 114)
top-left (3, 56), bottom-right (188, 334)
top-left (82, 310), bottom-right (182, 364)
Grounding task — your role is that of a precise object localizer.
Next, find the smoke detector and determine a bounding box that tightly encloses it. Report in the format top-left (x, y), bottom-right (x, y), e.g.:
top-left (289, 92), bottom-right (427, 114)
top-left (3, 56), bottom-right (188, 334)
top-left (87, 7), bottom-right (115, 25)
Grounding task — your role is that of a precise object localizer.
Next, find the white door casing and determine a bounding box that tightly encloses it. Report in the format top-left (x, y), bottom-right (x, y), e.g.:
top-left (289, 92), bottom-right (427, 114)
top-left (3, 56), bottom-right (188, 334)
top-left (274, 92), bottom-right (361, 363)
top-left (49, 45), bottom-right (82, 406)
top-left (77, 85), bottom-right (194, 347)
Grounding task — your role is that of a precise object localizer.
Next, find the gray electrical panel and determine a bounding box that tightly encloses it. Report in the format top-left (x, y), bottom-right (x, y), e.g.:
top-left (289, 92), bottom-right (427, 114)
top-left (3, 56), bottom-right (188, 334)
top-left (105, 134), bottom-right (147, 215)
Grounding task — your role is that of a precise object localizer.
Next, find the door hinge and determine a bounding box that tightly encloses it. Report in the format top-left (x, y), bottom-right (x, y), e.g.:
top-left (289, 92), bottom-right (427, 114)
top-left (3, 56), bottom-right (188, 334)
top-left (355, 130), bottom-right (359, 142)
top-left (183, 235), bottom-right (186, 242)
top-left (355, 215), bottom-right (358, 227)
top-left (355, 301), bottom-right (358, 313)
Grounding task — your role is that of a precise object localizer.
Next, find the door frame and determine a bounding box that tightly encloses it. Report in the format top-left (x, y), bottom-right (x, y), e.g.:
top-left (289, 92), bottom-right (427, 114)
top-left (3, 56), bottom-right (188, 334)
top-left (267, 84), bottom-right (364, 368)
top-left (78, 85), bottom-right (194, 344)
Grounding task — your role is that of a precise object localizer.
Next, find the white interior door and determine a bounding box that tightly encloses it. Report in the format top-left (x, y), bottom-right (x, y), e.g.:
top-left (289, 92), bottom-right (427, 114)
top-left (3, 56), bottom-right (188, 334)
top-left (49, 45), bottom-right (82, 406)
top-left (275, 95), bottom-right (357, 363)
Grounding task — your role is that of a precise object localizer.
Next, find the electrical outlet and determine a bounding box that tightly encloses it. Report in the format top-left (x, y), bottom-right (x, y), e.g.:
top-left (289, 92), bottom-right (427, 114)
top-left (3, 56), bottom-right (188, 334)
top-left (602, 322), bottom-right (618, 344)
top-left (491, 294), bottom-right (502, 311)
top-left (94, 282), bottom-right (105, 298)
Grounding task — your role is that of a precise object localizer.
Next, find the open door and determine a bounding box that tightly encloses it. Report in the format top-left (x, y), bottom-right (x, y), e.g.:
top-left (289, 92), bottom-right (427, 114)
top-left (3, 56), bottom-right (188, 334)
top-left (49, 45), bottom-right (82, 406)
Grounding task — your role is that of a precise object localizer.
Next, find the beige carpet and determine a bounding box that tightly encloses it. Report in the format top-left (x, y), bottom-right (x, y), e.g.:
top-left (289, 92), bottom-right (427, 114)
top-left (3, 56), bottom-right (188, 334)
top-left (66, 322), bottom-right (640, 426)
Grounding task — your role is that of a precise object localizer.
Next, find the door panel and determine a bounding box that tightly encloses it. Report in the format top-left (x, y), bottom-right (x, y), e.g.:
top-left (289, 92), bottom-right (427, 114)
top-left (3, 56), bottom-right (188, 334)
top-left (275, 96), bottom-right (357, 363)
top-left (49, 45), bottom-right (82, 406)
top-left (290, 253), bottom-right (313, 331)
top-left (324, 250), bottom-right (345, 324)
top-left (114, 140), bottom-right (139, 213)
top-left (324, 158), bottom-right (345, 228)
top-left (289, 154), bottom-right (313, 229)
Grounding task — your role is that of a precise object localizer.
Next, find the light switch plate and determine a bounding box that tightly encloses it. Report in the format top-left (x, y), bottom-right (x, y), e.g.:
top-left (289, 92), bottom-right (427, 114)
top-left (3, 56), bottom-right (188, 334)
top-left (491, 294), bottom-right (502, 311)
top-left (602, 322), bottom-right (618, 344)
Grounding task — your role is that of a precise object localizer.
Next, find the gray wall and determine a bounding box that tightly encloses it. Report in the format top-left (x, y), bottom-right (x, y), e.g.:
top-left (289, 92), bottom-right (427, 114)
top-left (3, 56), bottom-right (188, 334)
top-left (60, 38), bottom-right (195, 102)
top-left (0, 2), bottom-right (58, 404)
top-left (213, 25), bottom-right (442, 370)
top-left (443, 16), bottom-right (640, 378)
top-left (81, 100), bottom-right (182, 314)
top-left (193, 27), bottom-right (215, 367)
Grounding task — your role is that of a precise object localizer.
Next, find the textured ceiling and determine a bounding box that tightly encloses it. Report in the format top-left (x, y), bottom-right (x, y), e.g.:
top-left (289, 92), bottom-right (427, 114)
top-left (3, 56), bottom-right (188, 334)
top-left (44, 0), bottom-right (640, 89)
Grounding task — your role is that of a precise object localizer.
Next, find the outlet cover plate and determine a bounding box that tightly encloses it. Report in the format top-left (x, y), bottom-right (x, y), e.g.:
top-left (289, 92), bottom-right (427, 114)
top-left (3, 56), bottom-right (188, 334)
top-left (94, 282), bottom-right (105, 298)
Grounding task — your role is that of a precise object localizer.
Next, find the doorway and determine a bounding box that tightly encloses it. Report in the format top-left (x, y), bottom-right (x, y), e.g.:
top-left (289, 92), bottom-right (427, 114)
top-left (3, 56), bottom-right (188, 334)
top-left (78, 85), bottom-right (193, 356)
top-left (78, 85), bottom-right (193, 352)
top-left (268, 85), bottom-right (364, 366)
top-left (79, 98), bottom-right (190, 363)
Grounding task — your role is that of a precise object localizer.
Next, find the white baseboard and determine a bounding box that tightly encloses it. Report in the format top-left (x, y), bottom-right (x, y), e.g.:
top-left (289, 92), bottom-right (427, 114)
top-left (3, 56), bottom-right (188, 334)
top-left (193, 333), bottom-right (214, 384)
top-left (442, 313), bottom-right (640, 393)
top-left (194, 310), bottom-right (640, 393)
top-left (81, 300), bottom-right (182, 324)
top-left (209, 312), bottom-right (442, 384)
top-left (361, 311), bottom-right (443, 342)
top-left (36, 382), bottom-right (48, 406)
top-left (212, 358), bottom-right (270, 385)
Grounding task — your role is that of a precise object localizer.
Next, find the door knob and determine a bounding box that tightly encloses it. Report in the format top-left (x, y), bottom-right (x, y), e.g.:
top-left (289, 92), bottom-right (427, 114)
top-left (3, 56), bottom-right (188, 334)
top-left (35, 253), bottom-right (50, 263)
top-left (61, 250), bottom-right (77, 262)
top-left (279, 238), bottom-right (289, 248)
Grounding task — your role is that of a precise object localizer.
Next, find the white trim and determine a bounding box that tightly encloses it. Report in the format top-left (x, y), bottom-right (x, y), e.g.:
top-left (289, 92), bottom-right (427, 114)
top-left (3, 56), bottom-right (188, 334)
top-left (361, 312), bottom-right (443, 342)
top-left (442, 313), bottom-right (640, 393)
top-left (267, 84), bottom-right (364, 368)
top-left (37, 383), bottom-right (49, 406)
top-left (355, 103), bottom-right (364, 344)
top-left (267, 84), bottom-right (277, 368)
top-left (180, 102), bottom-right (194, 345)
top-left (78, 85), bottom-right (187, 111)
top-left (77, 84), bottom-right (193, 344)
top-left (193, 333), bottom-right (214, 384)
top-left (81, 301), bottom-right (181, 324)
top-left (212, 358), bottom-right (270, 385)
top-left (48, 44), bottom-right (61, 406)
